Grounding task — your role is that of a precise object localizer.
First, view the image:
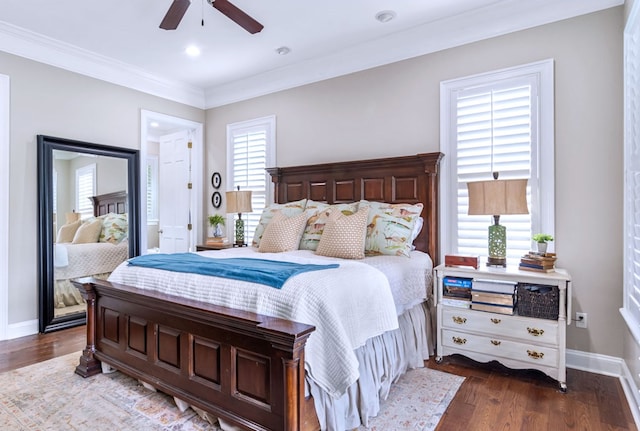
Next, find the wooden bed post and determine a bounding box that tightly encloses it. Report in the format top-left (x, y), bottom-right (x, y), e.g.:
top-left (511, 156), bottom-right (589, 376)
top-left (73, 278), bottom-right (101, 377)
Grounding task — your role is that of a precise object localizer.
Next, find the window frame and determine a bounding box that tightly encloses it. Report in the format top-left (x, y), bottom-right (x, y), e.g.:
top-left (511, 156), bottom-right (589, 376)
top-left (439, 59), bottom-right (555, 263)
top-left (226, 115), bottom-right (276, 245)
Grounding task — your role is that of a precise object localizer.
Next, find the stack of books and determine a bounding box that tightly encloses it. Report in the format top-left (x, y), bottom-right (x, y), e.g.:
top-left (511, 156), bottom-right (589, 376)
top-left (519, 252), bottom-right (557, 273)
top-left (206, 236), bottom-right (229, 246)
top-left (442, 276), bottom-right (472, 308)
top-left (470, 279), bottom-right (517, 315)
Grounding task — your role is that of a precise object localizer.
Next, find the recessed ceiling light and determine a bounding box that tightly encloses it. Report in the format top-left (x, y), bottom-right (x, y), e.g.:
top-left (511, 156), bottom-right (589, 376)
top-left (150, 121), bottom-right (159, 128)
top-left (185, 45), bottom-right (201, 57)
top-left (375, 10), bottom-right (396, 23)
top-left (275, 46), bottom-right (291, 55)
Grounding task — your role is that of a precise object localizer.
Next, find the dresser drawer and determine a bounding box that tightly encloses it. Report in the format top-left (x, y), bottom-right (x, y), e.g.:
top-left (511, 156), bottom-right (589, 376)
top-left (442, 329), bottom-right (559, 368)
top-left (442, 306), bottom-right (559, 344)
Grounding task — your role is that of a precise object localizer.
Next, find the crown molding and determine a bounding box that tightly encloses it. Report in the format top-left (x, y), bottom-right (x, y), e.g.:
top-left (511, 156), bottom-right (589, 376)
top-left (0, 0), bottom-right (622, 110)
top-left (0, 21), bottom-right (206, 109)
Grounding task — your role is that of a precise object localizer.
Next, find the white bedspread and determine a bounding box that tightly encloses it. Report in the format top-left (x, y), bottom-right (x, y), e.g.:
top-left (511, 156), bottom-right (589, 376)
top-left (108, 248), bottom-right (404, 398)
top-left (55, 241), bottom-right (129, 280)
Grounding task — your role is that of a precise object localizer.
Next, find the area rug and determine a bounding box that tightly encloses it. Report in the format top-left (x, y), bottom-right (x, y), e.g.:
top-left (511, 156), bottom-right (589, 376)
top-left (0, 353), bottom-right (464, 431)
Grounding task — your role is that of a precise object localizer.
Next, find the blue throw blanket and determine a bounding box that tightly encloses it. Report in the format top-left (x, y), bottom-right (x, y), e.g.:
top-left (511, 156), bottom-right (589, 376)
top-left (127, 253), bottom-right (339, 289)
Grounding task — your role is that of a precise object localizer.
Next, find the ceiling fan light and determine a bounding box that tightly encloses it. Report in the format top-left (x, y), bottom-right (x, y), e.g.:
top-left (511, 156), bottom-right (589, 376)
top-left (375, 10), bottom-right (396, 23)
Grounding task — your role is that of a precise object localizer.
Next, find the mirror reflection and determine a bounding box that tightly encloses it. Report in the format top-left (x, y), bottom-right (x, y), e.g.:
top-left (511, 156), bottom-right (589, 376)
top-left (52, 150), bottom-right (129, 319)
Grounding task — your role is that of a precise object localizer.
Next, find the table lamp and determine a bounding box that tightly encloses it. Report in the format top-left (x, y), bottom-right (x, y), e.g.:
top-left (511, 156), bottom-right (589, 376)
top-left (226, 186), bottom-right (253, 246)
top-left (467, 173), bottom-right (528, 266)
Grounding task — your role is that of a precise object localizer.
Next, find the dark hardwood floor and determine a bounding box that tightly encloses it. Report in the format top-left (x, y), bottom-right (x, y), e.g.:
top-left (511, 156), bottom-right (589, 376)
top-left (0, 327), bottom-right (636, 430)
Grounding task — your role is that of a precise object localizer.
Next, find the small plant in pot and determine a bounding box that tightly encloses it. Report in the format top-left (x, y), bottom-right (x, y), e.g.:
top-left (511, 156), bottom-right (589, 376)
top-left (208, 214), bottom-right (226, 238)
top-left (532, 233), bottom-right (553, 253)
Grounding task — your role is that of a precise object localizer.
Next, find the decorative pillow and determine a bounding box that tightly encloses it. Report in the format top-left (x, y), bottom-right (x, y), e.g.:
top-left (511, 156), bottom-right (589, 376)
top-left (56, 220), bottom-right (81, 243)
top-left (72, 218), bottom-right (103, 244)
top-left (361, 200), bottom-right (423, 257)
top-left (100, 212), bottom-right (128, 244)
top-left (258, 211), bottom-right (308, 253)
top-left (299, 201), bottom-right (358, 251)
top-left (252, 199), bottom-right (307, 247)
top-left (410, 216), bottom-right (424, 250)
top-left (316, 206), bottom-right (369, 260)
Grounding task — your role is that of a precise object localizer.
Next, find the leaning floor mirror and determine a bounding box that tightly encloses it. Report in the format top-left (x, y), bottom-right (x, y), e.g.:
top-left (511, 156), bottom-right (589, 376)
top-left (37, 135), bottom-right (140, 333)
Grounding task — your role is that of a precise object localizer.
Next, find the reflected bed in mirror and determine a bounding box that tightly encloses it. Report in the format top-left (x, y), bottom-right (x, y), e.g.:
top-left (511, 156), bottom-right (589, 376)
top-left (37, 135), bottom-right (140, 333)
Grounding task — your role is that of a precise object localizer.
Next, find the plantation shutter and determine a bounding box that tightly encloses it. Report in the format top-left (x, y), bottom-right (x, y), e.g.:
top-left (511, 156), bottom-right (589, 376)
top-left (228, 117), bottom-right (275, 245)
top-left (454, 79), bottom-right (535, 260)
top-left (146, 157), bottom-right (158, 221)
top-left (75, 164), bottom-right (96, 219)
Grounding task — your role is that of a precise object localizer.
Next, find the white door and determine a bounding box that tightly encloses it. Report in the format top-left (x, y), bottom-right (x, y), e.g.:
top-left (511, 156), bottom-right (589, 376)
top-left (158, 130), bottom-right (191, 253)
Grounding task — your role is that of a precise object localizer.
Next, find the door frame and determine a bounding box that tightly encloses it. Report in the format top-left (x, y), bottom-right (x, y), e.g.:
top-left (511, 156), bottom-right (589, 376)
top-left (0, 74), bottom-right (9, 340)
top-left (140, 110), bottom-right (204, 254)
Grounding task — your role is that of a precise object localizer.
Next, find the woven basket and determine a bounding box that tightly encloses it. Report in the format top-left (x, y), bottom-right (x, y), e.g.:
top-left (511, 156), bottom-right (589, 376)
top-left (516, 283), bottom-right (559, 320)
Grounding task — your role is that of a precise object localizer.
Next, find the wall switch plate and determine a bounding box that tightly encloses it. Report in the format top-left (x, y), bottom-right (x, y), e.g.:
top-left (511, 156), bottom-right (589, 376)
top-left (576, 312), bottom-right (587, 328)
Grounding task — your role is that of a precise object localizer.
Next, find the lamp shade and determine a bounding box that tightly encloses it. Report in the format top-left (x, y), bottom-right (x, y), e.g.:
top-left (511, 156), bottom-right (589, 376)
top-left (226, 190), bottom-right (253, 214)
top-left (467, 179), bottom-right (528, 216)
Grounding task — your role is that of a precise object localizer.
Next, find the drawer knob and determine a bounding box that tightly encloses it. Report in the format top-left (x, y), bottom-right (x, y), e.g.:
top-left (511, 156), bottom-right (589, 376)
top-left (527, 327), bottom-right (544, 336)
top-left (490, 318), bottom-right (501, 324)
top-left (452, 316), bottom-right (467, 324)
top-left (452, 336), bottom-right (467, 345)
top-left (490, 340), bottom-right (501, 346)
top-left (527, 350), bottom-right (544, 359)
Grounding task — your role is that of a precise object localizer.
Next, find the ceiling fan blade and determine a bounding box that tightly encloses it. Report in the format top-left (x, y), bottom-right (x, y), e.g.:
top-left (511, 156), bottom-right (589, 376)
top-left (160, 0), bottom-right (191, 30)
top-left (212, 0), bottom-right (264, 34)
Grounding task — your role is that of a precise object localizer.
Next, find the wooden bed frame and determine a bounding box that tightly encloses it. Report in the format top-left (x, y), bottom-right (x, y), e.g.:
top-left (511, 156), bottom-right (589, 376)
top-left (73, 152), bottom-right (443, 431)
top-left (90, 190), bottom-right (128, 217)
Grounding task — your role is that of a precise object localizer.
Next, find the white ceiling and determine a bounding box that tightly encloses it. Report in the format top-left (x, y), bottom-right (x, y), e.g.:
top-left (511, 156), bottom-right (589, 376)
top-left (0, 0), bottom-right (623, 109)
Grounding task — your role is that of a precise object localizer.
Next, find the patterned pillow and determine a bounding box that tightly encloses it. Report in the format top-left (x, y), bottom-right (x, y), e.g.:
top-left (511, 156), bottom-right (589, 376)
top-left (316, 206), bottom-right (369, 260)
top-left (72, 218), bottom-right (103, 244)
top-left (252, 199), bottom-right (307, 247)
top-left (100, 212), bottom-right (128, 244)
top-left (299, 201), bottom-right (358, 251)
top-left (56, 219), bottom-right (81, 243)
top-left (361, 200), bottom-right (423, 257)
top-left (258, 211), bottom-right (308, 253)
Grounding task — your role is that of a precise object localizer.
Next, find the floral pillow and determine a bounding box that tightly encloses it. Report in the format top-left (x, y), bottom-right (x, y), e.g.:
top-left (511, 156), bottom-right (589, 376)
top-left (99, 212), bottom-right (128, 244)
top-left (361, 200), bottom-right (423, 257)
top-left (299, 201), bottom-right (358, 251)
top-left (251, 199), bottom-right (307, 247)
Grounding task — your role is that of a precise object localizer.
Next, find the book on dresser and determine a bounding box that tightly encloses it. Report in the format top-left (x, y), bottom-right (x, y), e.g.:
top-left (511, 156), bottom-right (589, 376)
top-left (442, 276), bottom-right (472, 300)
top-left (471, 278), bottom-right (517, 294)
top-left (519, 252), bottom-right (557, 272)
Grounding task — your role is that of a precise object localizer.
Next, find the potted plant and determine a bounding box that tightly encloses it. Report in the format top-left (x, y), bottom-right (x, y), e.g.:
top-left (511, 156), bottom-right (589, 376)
top-left (208, 214), bottom-right (226, 238)
top-left (532, 233), bottom-right (554, 253)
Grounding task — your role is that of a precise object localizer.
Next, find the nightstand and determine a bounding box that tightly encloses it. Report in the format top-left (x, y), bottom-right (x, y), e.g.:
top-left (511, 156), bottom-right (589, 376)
top-left (434, 262), bottom-right (572, 391)
top-left (196, 243), bottom-right (232, 251)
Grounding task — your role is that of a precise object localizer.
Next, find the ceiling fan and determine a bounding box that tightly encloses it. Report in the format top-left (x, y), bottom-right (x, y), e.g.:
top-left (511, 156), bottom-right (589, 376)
top-left (160, 0), bottom-right (264, 34)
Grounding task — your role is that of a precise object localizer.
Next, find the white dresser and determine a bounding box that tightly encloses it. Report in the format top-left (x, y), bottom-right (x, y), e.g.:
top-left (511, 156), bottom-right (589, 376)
top-left (434, 262), bottom-right (572, 391)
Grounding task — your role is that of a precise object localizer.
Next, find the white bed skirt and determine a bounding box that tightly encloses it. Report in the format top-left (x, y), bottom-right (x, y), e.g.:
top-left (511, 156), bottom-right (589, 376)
top-left (308, 299), bottom-right (435, 431)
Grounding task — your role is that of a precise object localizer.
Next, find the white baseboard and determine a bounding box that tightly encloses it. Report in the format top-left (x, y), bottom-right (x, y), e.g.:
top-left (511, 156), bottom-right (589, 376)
top-left (566, 349), bottom-right (640, 430)
top-left (6, 319), bottom-right (38, 340)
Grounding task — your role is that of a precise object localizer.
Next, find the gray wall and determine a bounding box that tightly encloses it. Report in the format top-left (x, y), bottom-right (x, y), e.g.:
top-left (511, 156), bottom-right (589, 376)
top-left (2, 51), bottom-right (204, 324)
top-left (207, 8), bottom-right (624, 357)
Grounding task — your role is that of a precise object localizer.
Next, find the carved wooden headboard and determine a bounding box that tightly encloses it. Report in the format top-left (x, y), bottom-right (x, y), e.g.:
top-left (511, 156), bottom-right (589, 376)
top-left (266, 152), bottom-right (443, 264)
top-left (90, 190), bottom-right (127, 217)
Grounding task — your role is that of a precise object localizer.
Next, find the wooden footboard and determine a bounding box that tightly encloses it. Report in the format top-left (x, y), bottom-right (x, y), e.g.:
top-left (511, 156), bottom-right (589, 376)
top-left (72, 277), bottom-right (319, 431)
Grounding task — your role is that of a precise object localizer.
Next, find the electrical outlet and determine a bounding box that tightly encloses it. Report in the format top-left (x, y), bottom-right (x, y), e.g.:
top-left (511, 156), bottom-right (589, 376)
top-left (576, 312), bottom-right (587, 328)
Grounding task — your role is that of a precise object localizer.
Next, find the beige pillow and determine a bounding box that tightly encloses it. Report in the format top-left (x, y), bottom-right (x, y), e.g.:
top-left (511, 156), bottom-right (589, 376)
top-left (56, 220), bottom-right (81, 243)
top-left (72, 219), bottom-right (103, 244)
top-left (258, 211), bottom-right (308, 253)
top-left (316, 206), bottom-right (369, 259)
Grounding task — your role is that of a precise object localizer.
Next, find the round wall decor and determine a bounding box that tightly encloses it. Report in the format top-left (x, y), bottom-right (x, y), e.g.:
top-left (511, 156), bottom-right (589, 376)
top-left (211, 191), bottom-right (222, 208)
top-left (211, 172), bottom-right (222, 189)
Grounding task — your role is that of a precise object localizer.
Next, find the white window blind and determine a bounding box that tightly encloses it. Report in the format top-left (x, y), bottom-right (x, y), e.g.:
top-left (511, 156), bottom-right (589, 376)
top-left (75, 164), bottom-right (95, 219)
top-left (622, 3), bottom-right (640, 344)
top-left (441, 60), bottom-right (554, 263)
top-left (227, 116), bottom-right (276, 245)
top-left (146, 156), bottom-right (158, 221)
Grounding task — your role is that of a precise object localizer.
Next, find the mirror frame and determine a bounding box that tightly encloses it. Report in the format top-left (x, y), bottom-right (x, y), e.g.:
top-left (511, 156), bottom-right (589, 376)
top-left (37, 135), bottom-right (140, 333)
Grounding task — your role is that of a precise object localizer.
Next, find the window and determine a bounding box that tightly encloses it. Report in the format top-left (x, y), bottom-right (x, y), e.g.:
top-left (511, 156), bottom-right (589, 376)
top-left (622, 4), bottom-right (640, 343)
top-left (75, 164), bottom-right (96, 219)
top-left (226, 116), bottom-right (276, 245)
top-left (146, 156), bottom-right (159, 222)
top-left (440, 60), bottom-right (554, 262)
